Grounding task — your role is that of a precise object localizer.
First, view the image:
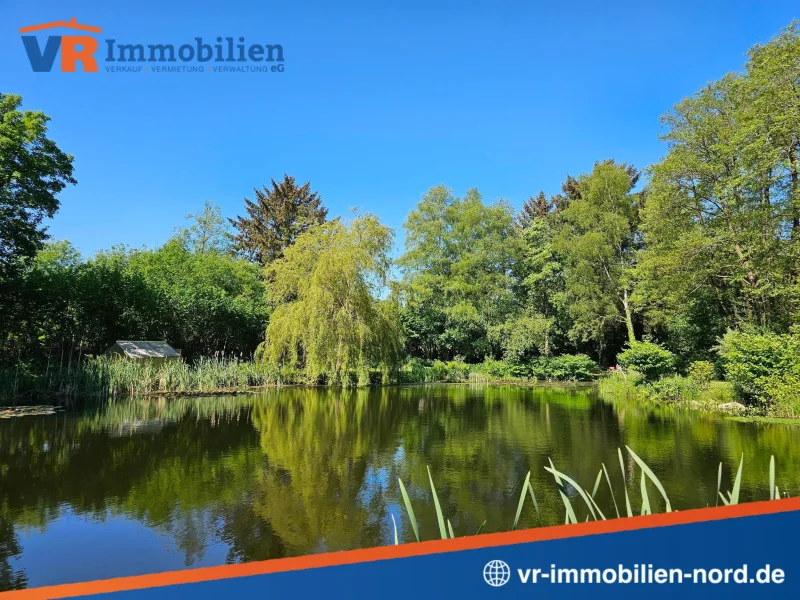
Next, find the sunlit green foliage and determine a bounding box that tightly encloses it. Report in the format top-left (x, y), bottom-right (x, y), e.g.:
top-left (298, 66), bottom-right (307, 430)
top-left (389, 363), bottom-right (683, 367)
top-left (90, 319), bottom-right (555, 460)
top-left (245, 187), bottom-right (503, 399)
top-left (637, 23), bottom-right (800, 339)
top-left (4, 22), bottom-right (800, 407)
top-left (555, 161), bottom-right (642, 346)
top-left (470, 354), bottom-right (598, 382)
top-left (0, 93), bottom-right (75, 283)
top-left (617, 341), bottom-right (676, 381)
top-left (399, 186), bottom-right (519, 361)
top-left (717, 329), bottom-right (800, 415)
top-left (261, 214), bottom-right (403, 385)
top-left (688, 360), bottom-right (716, 389)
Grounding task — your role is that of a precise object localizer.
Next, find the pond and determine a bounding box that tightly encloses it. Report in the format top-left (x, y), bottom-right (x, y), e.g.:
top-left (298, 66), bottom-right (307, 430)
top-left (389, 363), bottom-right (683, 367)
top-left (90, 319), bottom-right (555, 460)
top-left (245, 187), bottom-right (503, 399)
top-left (1, 384), bottom-right (798, 590)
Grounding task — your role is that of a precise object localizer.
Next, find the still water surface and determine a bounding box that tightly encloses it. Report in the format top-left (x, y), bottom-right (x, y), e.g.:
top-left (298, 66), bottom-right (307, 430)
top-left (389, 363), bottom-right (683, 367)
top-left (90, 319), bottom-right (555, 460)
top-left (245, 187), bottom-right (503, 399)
top-left (1, 384), bottom-right (798, 590)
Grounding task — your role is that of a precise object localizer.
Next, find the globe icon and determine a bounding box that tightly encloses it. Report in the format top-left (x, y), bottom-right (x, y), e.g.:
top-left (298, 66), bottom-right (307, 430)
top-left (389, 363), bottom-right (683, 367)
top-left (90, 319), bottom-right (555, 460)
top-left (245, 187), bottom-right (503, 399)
top-left (483, 560), bottom-right (511, 587)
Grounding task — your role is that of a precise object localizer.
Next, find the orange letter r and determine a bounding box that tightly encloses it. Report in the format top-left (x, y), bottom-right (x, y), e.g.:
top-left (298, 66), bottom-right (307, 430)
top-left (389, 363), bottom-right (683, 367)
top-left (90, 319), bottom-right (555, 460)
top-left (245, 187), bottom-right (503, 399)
top-left (61, 36), bottom-right (99, 72)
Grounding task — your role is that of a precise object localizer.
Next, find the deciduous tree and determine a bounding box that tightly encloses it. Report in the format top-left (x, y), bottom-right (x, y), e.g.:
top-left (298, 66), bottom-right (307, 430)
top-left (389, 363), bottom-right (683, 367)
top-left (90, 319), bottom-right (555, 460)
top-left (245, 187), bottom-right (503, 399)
top-left (398, 186), bottom-right (519, 360)
top-left (555, 161), bottom-right (642, 346)
top-left (0, 93), bottom-right (75, 280)
top-left (262, 214), bottom-right (402, 385)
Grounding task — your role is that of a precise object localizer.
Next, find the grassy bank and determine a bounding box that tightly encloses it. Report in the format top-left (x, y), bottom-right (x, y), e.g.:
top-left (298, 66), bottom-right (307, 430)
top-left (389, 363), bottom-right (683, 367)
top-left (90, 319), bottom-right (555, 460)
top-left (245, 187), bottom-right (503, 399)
top-left (598, 373), bottom-right (758, 415)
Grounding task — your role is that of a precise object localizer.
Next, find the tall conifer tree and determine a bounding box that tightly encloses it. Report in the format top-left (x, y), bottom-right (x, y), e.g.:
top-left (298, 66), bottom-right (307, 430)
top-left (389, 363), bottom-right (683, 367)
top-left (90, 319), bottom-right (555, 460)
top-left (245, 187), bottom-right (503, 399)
top-left (229, 174), bottom-right (327, 265)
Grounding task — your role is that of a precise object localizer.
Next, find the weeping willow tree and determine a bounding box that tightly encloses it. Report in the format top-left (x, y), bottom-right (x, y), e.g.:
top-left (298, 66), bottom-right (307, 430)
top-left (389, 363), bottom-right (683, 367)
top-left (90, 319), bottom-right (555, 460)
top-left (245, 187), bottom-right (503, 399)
top-left (260, 214), bottom-right (403, 386)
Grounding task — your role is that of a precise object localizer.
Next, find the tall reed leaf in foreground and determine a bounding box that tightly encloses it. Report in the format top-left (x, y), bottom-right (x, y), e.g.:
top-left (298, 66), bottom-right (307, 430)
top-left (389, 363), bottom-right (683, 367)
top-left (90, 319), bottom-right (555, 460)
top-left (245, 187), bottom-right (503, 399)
top-left (591, 469), bottom-right (603, 499)
top-left (548, 458), bottom-right (578, 524)
top-left (769, 456), bottom-right (775, 501)
top-left (391, 513), bottom-right (399, 545)
top-left (397, 477), bottom-right (420, 542)
top-left (626, 445), bottom-right (672, 512)
top-left (717, 454), bottom-right (744, 506)
top-left (602, 463), bottom-right (620, 518)
top-left (716, 462), bottom-right (722, 507)
top-left (427, 465), bottom-right (448, 540)
top-left (544, 462), bottom-right (603, 521)
top-left (617, 448), bottom-right (634, 517)
top-left (513, 471), bottom-right (532, 530)
top-left (527, 479), bottom-right (544, 526)
top-left (640, 472), bottom-right (651, 516)
top-left (585, 488), bottom-right (607, 520)
top-left (730, 454), bottom-right (743, 505)
top-left (447, 519), bottom-right (455, 539)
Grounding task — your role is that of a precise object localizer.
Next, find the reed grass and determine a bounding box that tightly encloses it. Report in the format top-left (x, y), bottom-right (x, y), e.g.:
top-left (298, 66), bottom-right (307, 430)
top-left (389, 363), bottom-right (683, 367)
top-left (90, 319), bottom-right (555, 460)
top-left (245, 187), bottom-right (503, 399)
top-left (393, 449), bottom-right (786, 544)
top-left (0, 355), bottom-right (288, 405)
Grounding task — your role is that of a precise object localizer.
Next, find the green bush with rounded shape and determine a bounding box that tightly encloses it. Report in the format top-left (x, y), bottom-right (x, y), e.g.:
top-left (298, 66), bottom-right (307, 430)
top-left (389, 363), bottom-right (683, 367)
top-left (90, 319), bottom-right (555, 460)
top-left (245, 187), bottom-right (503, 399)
top-left (717, 329), bottom-right (800, 404)
top-left (688, 360), bottom-right (715, 389)
top-left (544, 354), bottom-right (599, 381)
top-left (616, 341), bottom-right (676, 381)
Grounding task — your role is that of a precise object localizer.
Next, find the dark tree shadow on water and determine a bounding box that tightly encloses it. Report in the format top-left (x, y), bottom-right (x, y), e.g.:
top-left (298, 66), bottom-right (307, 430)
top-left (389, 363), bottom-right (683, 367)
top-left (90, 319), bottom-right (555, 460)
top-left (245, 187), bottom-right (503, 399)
top-left (0, 514), bottom-right (27, 591)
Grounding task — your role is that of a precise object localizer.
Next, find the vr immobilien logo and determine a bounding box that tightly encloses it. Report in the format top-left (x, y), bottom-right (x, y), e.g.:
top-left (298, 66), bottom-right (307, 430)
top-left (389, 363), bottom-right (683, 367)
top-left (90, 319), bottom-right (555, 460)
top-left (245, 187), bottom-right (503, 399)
top-left (20, 17), bottom-right (286, 74)
top-left (20, 17), bottom-right (101, 72)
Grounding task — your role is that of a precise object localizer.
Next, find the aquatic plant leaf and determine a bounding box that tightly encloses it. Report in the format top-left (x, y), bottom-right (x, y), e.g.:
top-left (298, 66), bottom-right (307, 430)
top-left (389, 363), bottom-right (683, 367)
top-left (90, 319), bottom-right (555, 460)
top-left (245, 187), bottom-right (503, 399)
top-left (558, 487), bottom-right (579, 524)
top-left (640, 471), bottom-right (651, 515)
top-left (730, 454), bottom-right (743, 505)
top-left (527, 480), bottom-right (543, 526)
top-left (391, 513), bottom-right (399, 545)
top-left (427, 465), bottom-right (448, 540)
top-left (591, 469), bottom-right (603, 499)
top-left (398, 477), bottom-right (420, 542)
top-left (513, 471), bottom-right (532, 530)
top-left (618, 448), bottom-right (633, 517)
top-left (626, 446), bottom-right (672, 512)
top-left (602, 463), bottom-right (620, 519)
top-left (544, 464), bottom-right (598, 521)
top-left (585, 488), bottom-right (607, 520)
top-left (769, 456), bottom-right (775, 501)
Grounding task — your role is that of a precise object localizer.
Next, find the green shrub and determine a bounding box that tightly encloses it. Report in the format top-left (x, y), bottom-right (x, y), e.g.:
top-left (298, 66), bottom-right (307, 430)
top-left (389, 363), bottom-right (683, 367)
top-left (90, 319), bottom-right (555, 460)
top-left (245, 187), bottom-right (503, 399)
top-left (531, 354), bottom-right (598, 381)
top-left (757, 374), bottom-right (800, 418)
top-left (648, 375), bottom-right (699, 403)
top-left (451, 355), bottom-right (599, 383)
top-left (616, 341), bottom-right (676, 381)
top-left (431, 359), bottom-right (471, 382)
top-left (399, 357), bottom-right (436, 383)
top-left (472, 357), bottom-right (528, 380)
top-left (597, 372), bottom-right (647, 401)
top-left (717, 329), bottom-right (800, 405)
top-left (687, 360), bottom-right (715, 390)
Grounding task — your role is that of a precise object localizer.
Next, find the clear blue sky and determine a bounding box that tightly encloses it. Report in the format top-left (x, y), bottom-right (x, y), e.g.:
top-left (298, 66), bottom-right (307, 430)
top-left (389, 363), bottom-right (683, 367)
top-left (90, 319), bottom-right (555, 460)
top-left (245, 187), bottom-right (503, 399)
top-left (4, 0), bottom-right (798, 256)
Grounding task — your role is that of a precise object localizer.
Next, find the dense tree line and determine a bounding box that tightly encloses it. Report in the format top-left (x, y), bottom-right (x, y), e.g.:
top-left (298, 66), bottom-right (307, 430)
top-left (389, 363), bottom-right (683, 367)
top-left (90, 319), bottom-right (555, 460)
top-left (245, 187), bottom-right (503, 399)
top-left (1, 23), bottom-right (799, 400)
top-left (400, 24), bottom-right (800, 371)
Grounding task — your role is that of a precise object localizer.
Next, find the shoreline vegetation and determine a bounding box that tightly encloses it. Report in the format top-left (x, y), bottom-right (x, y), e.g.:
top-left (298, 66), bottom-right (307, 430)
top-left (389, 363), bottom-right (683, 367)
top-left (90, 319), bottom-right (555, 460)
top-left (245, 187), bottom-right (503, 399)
top-left (3, 24), bottom-right (800, 420)
top-left (2, 347), bottom-right (797, 424)
top-left (0, 354), bottom-right (600, 404)
top-left (397, 449), bottom-right (790, 543)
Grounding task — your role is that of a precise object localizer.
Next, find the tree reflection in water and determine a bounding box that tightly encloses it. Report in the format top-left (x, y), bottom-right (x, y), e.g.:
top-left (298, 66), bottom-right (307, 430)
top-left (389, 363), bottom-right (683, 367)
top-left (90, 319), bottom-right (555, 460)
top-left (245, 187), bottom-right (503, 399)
top-left (0, 385), bottom-right (797, 590)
